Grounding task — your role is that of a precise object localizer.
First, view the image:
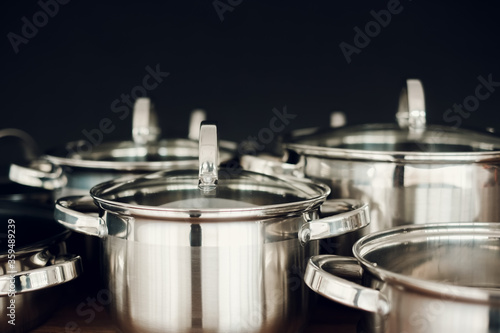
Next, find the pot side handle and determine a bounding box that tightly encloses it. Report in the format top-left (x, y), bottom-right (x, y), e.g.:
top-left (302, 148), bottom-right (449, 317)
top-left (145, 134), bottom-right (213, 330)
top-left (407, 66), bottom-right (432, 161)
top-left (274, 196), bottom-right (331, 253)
top-left (54, 195), bottom-right (107, 237)
top-left (9, 159), bottom-right (67, 190)
top-left (0, 254), bottom-right (83, 295)
top-left (299, 199), bottom-right (370, 244)
top-left (304, 255), bottom-right (390, 316)
top-left (239, 153), bottom-right (306, 179)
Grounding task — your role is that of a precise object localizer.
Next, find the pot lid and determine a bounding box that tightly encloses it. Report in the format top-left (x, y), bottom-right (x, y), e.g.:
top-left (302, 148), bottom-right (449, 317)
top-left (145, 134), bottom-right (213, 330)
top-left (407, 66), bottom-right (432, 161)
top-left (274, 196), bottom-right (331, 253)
top-left (90, 122), bottom-right (330, 219)
top-left (43, 99), bottom-right (235, 170)
top-left (353, 222), bottom-right (500, 303)
top-left (287, 79), bottom-right (500, 162)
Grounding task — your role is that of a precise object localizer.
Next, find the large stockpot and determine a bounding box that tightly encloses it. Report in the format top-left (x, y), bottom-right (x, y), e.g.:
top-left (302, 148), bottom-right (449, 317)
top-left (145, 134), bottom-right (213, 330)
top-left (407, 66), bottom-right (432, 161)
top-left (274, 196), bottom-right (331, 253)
top-left (0, 200), bottom-right (82, 333)
top-left (305, 223), bottom-right (500, 333)
top-left (53, 123), bottom-right (370, 333)
top-left (243, 79), bottom-right (500, 254)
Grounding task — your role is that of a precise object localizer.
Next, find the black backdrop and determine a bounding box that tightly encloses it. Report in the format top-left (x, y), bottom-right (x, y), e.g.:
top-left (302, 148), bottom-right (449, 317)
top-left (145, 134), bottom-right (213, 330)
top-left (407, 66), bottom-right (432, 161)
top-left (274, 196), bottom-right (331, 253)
top-left (1, 0), bottom-right (499, 154)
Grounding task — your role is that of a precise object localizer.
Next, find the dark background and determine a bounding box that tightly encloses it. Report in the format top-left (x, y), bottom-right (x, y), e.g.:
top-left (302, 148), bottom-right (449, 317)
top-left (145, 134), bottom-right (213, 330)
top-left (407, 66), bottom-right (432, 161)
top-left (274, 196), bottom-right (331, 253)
top-left (1, 0), bottom-right (499, 154)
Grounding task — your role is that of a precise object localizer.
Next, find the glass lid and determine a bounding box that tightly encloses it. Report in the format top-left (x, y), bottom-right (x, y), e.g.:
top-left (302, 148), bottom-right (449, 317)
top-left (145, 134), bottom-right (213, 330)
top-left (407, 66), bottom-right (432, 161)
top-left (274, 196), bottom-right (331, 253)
top-left (287, 79), bottom-right (500, 162)
top-left (44, 99), bottom-right (235, 170)
top-left (354, 223), bottom-right (500, 302)
top-left (90, 123), bottom-right (330, 219)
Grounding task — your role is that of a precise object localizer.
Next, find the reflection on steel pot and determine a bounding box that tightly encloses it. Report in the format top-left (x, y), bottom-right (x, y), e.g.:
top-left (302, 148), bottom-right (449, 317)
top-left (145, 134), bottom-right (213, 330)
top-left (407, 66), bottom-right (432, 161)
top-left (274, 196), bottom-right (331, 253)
top-left (304, 223), bottom-right (500, 333)
top-left (53, 122), bottom-right (370, 333)
top-left (8, 99), bottom-right (236, 281)
top-left (0, 200), bottom-right (82, 333)
top-left (243, 79), bottom-right (500, 254)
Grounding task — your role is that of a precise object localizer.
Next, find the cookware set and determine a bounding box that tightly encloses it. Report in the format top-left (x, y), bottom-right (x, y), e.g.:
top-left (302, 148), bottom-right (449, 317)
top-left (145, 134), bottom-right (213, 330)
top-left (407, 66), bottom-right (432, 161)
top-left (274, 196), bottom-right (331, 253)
top-left (4, 79), bottom-right (500, 332)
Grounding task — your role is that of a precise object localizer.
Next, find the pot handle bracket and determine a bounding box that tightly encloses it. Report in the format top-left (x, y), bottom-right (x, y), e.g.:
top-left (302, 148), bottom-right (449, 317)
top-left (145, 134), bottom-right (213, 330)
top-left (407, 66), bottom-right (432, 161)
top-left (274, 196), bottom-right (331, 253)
top-left (54, 196), bottom-right (107, 237)
top-left (299, 199), bottom-right (370, 244)
top-left (304, 255), bottom-right (390, 315)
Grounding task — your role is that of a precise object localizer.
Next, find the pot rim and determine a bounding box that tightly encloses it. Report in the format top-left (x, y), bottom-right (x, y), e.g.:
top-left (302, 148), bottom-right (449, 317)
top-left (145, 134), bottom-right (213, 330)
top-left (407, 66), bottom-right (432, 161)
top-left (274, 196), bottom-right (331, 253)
top-left (286, 124), bottom-right (500, 163)
top-left (89, 169), bottom-right (331, 220)
top-left (44, 138), bottom-right (237, 171)
top-left (353, 222), bottom-right (500, 304)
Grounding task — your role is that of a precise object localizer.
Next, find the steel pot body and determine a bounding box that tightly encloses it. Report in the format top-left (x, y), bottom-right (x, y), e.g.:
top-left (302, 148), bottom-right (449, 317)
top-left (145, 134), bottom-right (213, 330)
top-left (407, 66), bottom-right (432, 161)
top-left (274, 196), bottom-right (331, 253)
top-left (54, 167), bottom-right (370, 333)
top-left (242, 80), bottom-right (500, 254)
top-left (299, 149), bottom-right (500, 229)
top-left (305, 223), bottom-right (500, 333)
top-left (103, 215), bottom-right (317, 333)
top-left (0, 201), bottom-right (82, 333)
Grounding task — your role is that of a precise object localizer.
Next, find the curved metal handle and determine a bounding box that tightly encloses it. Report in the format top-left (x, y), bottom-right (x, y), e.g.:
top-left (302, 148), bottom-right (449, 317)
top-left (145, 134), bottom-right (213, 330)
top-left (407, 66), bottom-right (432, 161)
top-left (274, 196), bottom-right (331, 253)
top-left (299, 199), bottom-right (370, 244)
top-left (304, 255), bottom-right (390, 315)
top-left (9, 159), bottom-right (67, 190)
top-left (0, 128), bottom-right (40, 160)
top-left (188, 109), bottom-right (207, 141)
top-left (239, 154), bottom-right (305, 179)
top-left (54, 196), bottom-right (107, 237)
top-left (132, 97), bottom-right (161, 144)
top-left (396, 79), bottom-right (426, 133)
top-left (0, 254), bottom-right (82, 295)
top-left (198, 121), bottom-right (219, 191)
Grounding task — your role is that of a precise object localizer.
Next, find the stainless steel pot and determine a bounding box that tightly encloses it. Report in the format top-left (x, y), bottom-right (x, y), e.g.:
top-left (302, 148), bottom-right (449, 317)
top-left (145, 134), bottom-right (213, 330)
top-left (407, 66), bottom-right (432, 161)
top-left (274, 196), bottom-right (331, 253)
top-left (9, 99), bottom-right (235, 197)
top-left (242, 79), bottom-right (500, 254)
top-left (0, 200), bottom-right (82, 333)
top-left (53, 123), bottom-right (370, 333)
top-left (304, 222), bottom-right (500, 333)
top-left (8, 100), bottom-right (235, 279)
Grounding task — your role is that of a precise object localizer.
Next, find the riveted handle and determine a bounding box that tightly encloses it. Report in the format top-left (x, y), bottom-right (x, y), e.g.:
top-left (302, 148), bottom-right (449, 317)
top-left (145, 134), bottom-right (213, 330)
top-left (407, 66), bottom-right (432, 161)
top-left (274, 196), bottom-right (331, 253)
top-left (299, 199), bottom-right (370, 244)
top-left (304, 255), bottom-right (390, 315)
top-left (54, 195), bottom-right (107, 237)
top-left (9, 159), bottom-right (67, 190)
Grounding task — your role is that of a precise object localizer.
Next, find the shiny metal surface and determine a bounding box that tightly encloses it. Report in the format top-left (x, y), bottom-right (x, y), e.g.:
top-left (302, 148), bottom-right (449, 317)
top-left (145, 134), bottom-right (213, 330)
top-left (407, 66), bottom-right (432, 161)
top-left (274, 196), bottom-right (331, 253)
top-left (299, 199), bottom-right (370, 244)
top-left (305, 223), bottom-right (500, 333)
top-left (395, 79), bottom-right (426, 134)
top-left (0, 200), bottom-right (83, 333)
top-left (198, 122), bottom-right (219, 191)
top-left (279, 80), bottom-right (500, 253)
top-left (104, 216), bottom-right (318, 333)
top-left (8, 98), bottom-right (235, 194)
top-left (54, 166), bottom-right (370, 332)
top-left (132, 97), bottom-right (161, 144)
top-left (302, 157), bottom-right (500, 233)
top-left (0, 254), bottom-right (82, 294)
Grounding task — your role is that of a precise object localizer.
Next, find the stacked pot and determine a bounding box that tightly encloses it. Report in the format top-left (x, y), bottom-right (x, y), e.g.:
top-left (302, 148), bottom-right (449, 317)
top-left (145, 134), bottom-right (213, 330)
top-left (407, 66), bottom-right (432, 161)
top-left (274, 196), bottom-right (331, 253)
top-left (52, 122), bottom-right (369, 332)
top-left (9, 77), bottom-right (500, 332)
top-left (8, 99), bottom-right (371, 332)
